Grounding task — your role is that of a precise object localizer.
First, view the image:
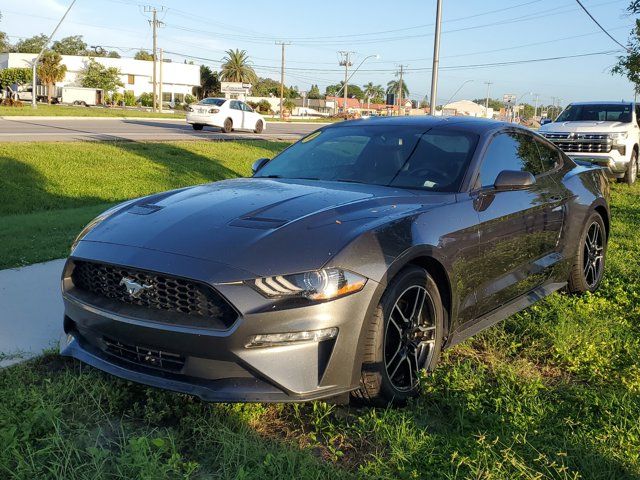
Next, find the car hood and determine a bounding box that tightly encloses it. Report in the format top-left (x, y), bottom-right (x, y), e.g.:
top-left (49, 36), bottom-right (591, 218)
top-left (80, 178), bottom-right (453, 278)
top-left (539, 120), bottom-right (630, 133)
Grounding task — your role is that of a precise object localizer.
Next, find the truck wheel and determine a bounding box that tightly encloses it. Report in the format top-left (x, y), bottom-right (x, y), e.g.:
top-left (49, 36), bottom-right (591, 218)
top-left (625, 149), bottom-right (638, 185)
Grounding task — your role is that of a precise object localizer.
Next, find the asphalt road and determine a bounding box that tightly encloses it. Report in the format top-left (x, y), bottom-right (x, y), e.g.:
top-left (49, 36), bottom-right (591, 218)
top-left (0, 117), bottom-right (325, 142)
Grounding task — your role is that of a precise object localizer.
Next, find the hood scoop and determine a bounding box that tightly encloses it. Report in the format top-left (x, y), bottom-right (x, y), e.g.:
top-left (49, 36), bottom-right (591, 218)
top-left (229, 216), bottom-right (288, 230)
top-left (127, 204), bottom-right (164, 215)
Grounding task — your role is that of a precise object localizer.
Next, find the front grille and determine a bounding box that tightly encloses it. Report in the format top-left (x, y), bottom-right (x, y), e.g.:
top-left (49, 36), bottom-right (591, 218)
top-left (103, 336), bottom-right (185, 372)
top-left (542, 132), bottom-right (612, 154)
top-left (71, 261), bottom-right (237, 328)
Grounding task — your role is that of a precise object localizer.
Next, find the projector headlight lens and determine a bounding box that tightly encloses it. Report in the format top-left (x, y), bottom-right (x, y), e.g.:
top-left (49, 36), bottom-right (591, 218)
top-left (251, 268), bottom-right (366, 301)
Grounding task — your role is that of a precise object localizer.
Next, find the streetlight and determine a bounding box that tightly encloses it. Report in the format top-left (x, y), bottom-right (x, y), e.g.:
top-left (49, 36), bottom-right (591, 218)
top-left (443, 79), bottom-right (474, 109)
top-left (335, 54), bottom-right (379, 115)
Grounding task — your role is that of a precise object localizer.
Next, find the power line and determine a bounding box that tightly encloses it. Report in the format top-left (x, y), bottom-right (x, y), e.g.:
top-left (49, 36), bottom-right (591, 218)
top-left (574, 0), bottom-right (629, 51)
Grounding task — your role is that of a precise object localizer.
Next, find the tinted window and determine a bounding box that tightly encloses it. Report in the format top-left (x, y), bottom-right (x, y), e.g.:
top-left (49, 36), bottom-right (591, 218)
top-left (556, 103), bottom-right (632, 123)
top-left (198, 98), bottom-right (225, 106)
top-left (230, 100), bottom-right (242, 110)
top-left (256, 125), bottom-right (478, 191)
top-left (240, 102), bottom-right (253, 112)
top-left (479, 132), bottom-right (543, 187)
top-left (535, 138), bottom-right (562, 173)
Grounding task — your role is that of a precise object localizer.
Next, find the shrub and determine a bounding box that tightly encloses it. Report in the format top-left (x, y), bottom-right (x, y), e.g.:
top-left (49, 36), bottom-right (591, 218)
top-left (184, 94), bottom-right (196, 105)
top-left (0, 68), bottom-right (33, 88)
top-left (257, 99), bottom-right (272, 114)
top-left (123, 90), bottom-right (136, 107)
top-left (138, 92), bottom-right (153, 107)
top-left (111, 92), bottom-right (123, 105)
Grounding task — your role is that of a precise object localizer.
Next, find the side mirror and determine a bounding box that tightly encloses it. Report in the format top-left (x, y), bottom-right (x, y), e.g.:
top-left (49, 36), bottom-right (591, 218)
top-left (540, 118), bottom-right (552, 125)
top-left (252, 157), bottom-right (270, 174)
top-left (494, 170), bottom-right (535, 191)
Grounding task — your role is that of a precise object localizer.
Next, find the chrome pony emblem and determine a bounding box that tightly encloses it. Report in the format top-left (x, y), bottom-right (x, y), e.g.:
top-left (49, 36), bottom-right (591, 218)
top-left (119, 277), bottom-right (152, 298)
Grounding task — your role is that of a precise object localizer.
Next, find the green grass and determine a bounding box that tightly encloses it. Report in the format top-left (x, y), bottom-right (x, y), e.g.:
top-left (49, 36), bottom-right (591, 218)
top-left (1, 143), bottom-right (639, 478)
top-left (0, 140), bottom-right (288, 269)
top-left (0, 104), bottom-right (186, 118)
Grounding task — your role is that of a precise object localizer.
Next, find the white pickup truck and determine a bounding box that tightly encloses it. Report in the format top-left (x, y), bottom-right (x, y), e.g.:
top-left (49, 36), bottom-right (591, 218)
top-left (538, 101), bottom-right (639, 185)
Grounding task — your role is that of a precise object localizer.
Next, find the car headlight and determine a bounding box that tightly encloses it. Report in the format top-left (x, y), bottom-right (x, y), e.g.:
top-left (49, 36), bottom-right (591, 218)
top-left (250, 268), bottom-right (366, 301)
top-left (70, 199), bottom-right (136, 252)
top-left (608, 132), bottom-right (628, 142)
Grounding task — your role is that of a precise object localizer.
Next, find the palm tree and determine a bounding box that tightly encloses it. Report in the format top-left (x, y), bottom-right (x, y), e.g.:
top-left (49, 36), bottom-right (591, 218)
top-left (363, 82), bottom-right (386, 107)
top-left (386, 79), bottom-right (409, 99)
top-left (219, 49), bottom-right (257, 84)
top-left (37, 51), bottom-right (67, 104)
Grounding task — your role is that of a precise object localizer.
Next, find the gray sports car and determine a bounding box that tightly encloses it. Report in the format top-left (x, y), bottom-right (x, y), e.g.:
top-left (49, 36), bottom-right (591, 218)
top-left (60, 116), bottom-right (610, 404)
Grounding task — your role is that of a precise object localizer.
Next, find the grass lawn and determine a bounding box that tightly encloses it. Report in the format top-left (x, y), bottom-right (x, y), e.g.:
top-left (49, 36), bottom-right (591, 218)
top-left (0, 104), bottom-right (186, 118)
top-left (0, 140), bottom-right (288, 269)
top-left (1, 141), bottom-right (640, 478)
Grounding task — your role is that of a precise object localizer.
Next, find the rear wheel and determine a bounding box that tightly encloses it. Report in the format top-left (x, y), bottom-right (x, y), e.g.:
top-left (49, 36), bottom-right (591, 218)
top-left (222, 118), bottom-right (233, 133)
top-left (254, 120), bottom-right (264, 133)
top-left (624, 149), bottom-right (638, 185)
top-left (192, 124), bottom-right (204, 131)
top-left (568, 212), bottom-right (607, 293)
top-left (353, 266), bottom-right (444, 406)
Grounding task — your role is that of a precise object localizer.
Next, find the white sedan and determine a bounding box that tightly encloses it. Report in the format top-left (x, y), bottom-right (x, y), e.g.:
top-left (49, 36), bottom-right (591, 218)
top-left (186, 98), bottom-right (266, 133)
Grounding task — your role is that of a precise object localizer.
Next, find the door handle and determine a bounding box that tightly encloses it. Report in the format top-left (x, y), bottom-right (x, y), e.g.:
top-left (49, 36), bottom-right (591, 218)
top-left (549, 195), bottom-right (562, 202)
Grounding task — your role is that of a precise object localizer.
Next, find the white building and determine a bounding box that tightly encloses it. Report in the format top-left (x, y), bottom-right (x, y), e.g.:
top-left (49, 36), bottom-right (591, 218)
top-left (441, 99), bottom-right (493, 118)
top-left (0, 53), bottom-right (200, 103)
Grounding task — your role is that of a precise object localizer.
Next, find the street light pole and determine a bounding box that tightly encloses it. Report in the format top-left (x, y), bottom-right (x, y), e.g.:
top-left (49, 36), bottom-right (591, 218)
top-left (334, 53), bottom-right (379, 114)
top-left (484, 81), bottom-right (492, 118)
top-left (30, 0), bottom-right (77, 109)
top-left (429, 0), bottom-right (443, 115)
top-left (443, 79), bottom-right (473, 109)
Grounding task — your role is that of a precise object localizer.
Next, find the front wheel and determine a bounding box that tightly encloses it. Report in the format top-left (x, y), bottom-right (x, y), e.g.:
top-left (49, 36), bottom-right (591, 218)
top-left (568, 211), bottom-right (607, 293)
top-left (353, 266), bottom-right (444, 406)
top-left (624, 149), bottom-right (638, 186)
top-left (254, 120), bottom-right (264, 134)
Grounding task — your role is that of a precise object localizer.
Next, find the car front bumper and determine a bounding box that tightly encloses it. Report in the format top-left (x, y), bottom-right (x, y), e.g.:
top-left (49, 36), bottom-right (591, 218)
top-left (566, 152), bottom-right (629, 178)
top-left (60, 241), bottom-right (379, 402)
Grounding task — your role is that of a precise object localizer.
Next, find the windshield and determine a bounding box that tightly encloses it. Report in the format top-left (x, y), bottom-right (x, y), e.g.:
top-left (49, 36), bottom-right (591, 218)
top-left (255, 125), bottom-right (479, 192)
top-left (556, 104), bottom-right (632, 123)
top-left (198, 98), bottom-right (226, 106)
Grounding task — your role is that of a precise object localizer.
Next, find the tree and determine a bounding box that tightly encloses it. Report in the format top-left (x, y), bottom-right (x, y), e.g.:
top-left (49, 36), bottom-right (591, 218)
top-left (252, 77), bottom-right (280, 97)
top-left (0, 68), bottom-right (32, 88)
top-left (197, 65), bottom-right (219, 98)
top-left (612, 2), bottom-right (640, 93)
top-left (106, 51), bottom-right (121, 58)
top-left (51, 35), bottom-right (87, 55)
top-left (308, 84), bottom-right (321, 99)
top-left (363, 82), bottom-right (385, 104)
top-left (37, 51), bottom-right (66, 103)
top-left (134, 50), bottom-right (153, 61)
top-left (0, 31), bottom-right (10, 53)
top-left (219, 49), bottom-right (257, 84)
top-left (386, 79), bottom-right (409, 98)
top-left (15, 34), bottom-right (48, 53)
top-left (324, 81), bottom-right (364, 100)
top-left (79, 59), bottom-right (123, 94)
top-left (472, 98), bottom-right (504, 111)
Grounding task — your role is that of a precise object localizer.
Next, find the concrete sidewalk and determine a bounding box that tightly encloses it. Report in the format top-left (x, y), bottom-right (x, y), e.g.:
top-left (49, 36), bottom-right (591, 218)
top-left (0, 259), bottom-right (65, 368)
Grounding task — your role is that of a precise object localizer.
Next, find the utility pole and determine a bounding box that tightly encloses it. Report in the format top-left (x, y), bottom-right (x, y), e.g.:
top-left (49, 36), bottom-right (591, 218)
top-left (145, 6), bottom-right (165, 112)
top-left (338, 51), bottom-right (353, 117)
top-left (159, 48), bottom-right (163, 113)
top-left (396, 65), bottom-right (407, 116)
top-left (533, 93), bottom-right (539, 119)
top-left (276, 41), bottom-right (290, 119)
top-left (30, 0), bottom-right (77, 108)
top-left (429, 0), bottom-right (443, 115)
top-left (484, 81), bottom-right (492, 118)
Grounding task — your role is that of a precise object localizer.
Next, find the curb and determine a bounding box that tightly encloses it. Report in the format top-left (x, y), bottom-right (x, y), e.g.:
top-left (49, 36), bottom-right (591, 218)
top-left (1, 116), bottom-right (185, 121)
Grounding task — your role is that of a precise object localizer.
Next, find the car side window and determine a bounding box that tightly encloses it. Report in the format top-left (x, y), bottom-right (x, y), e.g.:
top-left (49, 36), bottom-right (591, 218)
top-left (241, 102), bottom-right (253, 112)
top-left (479, 132), bottom-right (543, 187)
top-left (635, 104), bottom-right (640, 127)
top-left (230, 101), bottom-right (241, 110)
top-left (535, 138), bottom-right (562, 173)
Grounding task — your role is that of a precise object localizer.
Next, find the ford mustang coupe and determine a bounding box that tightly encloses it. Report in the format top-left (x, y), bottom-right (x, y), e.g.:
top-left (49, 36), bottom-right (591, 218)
top-left (60, 116), bottom-right (609, 405)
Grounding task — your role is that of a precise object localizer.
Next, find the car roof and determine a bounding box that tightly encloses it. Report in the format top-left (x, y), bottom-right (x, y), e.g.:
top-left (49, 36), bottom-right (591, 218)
top-left (566, 101), bottom-right (633, 105)
top-left (324, 115), bottom-right (511, 135)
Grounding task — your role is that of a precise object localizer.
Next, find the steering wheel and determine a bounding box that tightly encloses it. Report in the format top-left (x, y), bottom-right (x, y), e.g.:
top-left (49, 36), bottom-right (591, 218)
top-left (407, 166), bottom-right (450, 186)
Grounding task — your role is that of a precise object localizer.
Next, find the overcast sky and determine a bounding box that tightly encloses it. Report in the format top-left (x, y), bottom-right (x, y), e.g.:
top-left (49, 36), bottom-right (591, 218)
top-left (0, 0), bottom-right (636, 106)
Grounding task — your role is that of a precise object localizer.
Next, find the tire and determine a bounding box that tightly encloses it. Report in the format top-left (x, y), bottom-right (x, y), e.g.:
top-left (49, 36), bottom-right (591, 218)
top-left (567, 211), bottom-right (607, 294)
top-left (192, 124), bottom-right (204, 131)
top-left (624, 149), bottom-right (638, 186)
top-left (222, 118), bottom-right (233, 133)
top-left (254, 120), bottom-right (264, 134)
top-left (353, 266), bottom-right (445, 406)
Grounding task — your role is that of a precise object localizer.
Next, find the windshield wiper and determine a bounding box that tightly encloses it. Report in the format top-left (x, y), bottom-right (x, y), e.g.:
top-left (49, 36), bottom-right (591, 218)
top-left (259, 174), bottom-right (283, 178)
top-left (335, 178), bottom-right (365, 184)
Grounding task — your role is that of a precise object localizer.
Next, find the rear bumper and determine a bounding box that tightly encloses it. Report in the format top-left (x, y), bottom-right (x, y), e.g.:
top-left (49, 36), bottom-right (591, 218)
top-left (185, 113), bottom-right (222, 127)
top-left (60, 243), bottom-right (378, 402)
